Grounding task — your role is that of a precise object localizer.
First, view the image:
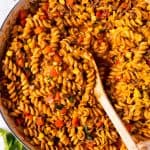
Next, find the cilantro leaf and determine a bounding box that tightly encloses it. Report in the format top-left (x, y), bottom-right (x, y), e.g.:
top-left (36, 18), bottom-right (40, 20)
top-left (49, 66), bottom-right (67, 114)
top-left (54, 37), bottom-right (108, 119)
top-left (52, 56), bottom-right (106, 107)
top-left (83, 126), bottom-right (93, 140)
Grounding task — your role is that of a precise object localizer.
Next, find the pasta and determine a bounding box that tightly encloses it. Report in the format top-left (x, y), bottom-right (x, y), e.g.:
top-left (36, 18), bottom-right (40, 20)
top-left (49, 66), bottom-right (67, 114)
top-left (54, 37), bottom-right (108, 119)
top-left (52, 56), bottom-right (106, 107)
top-left (0, 0), bottom-right (150, 150)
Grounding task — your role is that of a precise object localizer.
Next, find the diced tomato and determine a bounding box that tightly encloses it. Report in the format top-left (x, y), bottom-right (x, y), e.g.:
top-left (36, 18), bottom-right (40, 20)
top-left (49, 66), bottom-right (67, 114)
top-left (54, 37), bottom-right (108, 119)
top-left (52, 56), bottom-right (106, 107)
top-left (85, 141), bottom-right (96, 149)
top-left (16, 58), bottom-right (24, 68)
top-left (50, 68), bottom-right (58, 77)
top-left (19, 10), bottom-right (28, 19)
top-left (96, 11), bottom-right (102, 18)
top-left (61, 108), bottom-right (67, 115)
top-left (66, 0), bottom-right (74, 6)
top-left (36, 117), bottom-right (44, 126)
top-left (55, 119), bottom-right (64, 128)
top-left (55, 92), bottom-right (60, 101)
top-left (24, 112), bottom-right (29, 116)
top-left (34, 27), bottom-right (44, 34)
top-left (121, 2), bottom-right (128, 9)
top-left (115, 60), bottom-right (120, 65)
top-left (77, 36), bottom-right (83, 44)
top-left (25, 113), bottom-right (33, 120)
top-left (53, 54), bottom-right (62, 63)
top-left (125, 124), bottom-right (133, 132)
top-left (96, 10), bottom-right (109, 19)
top-left (41, 3), bottom-right (49, 12)
top-left (72, 118), bottom-right (80, 127)
top-left (39, 15), bottom-right (47, 20)
top-left (96, 121), bottom-right (103, 128)
top-left (43, 46), bottom-right (54, 54)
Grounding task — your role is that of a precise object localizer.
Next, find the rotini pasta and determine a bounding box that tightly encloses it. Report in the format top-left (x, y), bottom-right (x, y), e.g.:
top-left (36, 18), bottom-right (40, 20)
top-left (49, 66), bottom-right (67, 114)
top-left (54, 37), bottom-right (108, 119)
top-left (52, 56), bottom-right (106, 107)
top-left (0, 0), bottom-right (150, 150)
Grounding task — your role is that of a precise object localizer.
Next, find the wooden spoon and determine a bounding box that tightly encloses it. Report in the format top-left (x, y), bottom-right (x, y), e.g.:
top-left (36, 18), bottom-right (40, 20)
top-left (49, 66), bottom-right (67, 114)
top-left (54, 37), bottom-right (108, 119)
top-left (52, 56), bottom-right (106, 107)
top-left (93, 58), bottom-right (150, 150)
top-left (83, 51), bottom-right (150, 150)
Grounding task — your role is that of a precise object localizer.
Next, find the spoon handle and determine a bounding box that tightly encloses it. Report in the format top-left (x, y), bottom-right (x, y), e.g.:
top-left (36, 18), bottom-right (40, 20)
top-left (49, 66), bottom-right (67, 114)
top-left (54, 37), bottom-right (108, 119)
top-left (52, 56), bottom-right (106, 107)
top-left (94, 58), bottom-right (138, 150)
top-left (93, 57), bottom-right (138, 150)
top-left (100, 93), bottom-right (138, 150)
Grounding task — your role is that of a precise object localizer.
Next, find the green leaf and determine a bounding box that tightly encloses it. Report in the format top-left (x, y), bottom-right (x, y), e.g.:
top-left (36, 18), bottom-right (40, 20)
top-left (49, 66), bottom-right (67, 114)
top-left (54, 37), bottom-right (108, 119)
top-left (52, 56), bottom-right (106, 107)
top-left (83, 126), bottom-right (93, 140)
top-left (83, 126), bottom-right (88, 134)
top-left (9, 139), bottom-right (23, 150)
top-left (86, 133), bottom-right (93, 140)
top-left (0, 128), bottom-right (7, 136)
top-left (6, 133), bottom-right (15, 149)
top-left (0, 128), bottom-right (25, 150)
top-left (0, 128), bottom-right (9, 150)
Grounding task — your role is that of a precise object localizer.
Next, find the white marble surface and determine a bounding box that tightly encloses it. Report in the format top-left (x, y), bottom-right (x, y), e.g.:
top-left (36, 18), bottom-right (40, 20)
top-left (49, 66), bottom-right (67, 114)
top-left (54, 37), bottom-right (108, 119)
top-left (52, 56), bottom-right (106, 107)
top-left (0, 0), bottom-right (19, 148)
top-left (0, 114), bottom-right (10, 149)
top-left (0, 0), bottom-right (19, 28)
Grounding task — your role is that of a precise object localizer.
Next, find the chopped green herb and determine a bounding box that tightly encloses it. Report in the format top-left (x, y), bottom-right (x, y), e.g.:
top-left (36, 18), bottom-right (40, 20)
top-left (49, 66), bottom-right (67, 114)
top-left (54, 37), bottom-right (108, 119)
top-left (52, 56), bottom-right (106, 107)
top-left (83, 126), bottom-right (88, 134)
top-left (55, 104), bottom-right (64, 110)
top-left (83, 126), bottom-right (93, 140)
top-left (68, 96), bottom-right (74, 103)
top-left (87, 134), bottom-right (93, 140)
